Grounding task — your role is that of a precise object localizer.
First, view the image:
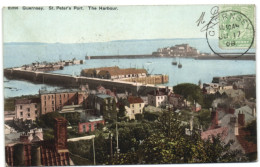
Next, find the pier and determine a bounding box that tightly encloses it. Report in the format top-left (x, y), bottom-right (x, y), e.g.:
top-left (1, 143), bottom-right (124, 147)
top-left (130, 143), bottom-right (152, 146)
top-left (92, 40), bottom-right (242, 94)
top-left (4, 68), bottom-right (167, 96)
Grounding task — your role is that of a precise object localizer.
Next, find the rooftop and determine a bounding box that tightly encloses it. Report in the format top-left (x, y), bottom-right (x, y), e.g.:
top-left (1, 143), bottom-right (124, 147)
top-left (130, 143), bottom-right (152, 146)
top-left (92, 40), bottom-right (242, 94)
top-left (96, 94), bottom-right (113, 99)
top-left (127, 96), bottom-right (144, 104)
top-left (39, 88), bottom-right (81, 94)
top-left (15, 98), bottom-right (40, 105)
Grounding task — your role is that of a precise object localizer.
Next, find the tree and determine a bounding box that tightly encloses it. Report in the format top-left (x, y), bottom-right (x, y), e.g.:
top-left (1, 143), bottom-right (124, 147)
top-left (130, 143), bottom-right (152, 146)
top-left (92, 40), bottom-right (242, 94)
top-left (143, 111), bottom-right (160, 122)
top-left (138, 110), bottom-right (247, 164)
top-left (117, 98), bottom-right (127, 119)
top-left (37, 111), bottom-right (62, 128)
top-left (173, 83), bottom-right (203, 105)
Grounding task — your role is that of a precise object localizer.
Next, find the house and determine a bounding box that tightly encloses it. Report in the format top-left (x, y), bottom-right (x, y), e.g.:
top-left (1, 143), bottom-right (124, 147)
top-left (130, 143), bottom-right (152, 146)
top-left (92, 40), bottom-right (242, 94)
top-left (125, 96), bottom-right (145, 120)
top-left (5, 117), bottom-right (71, 166)
top-left (15, 98), bottom-right (41, 121)
top-left (81, 66), bottom-right (147, 79)
top-left (204, 108), bottom-right (257, 156)
top-left (217, 89), bottom-right (245, 101)
top-left (147, 89), bottom-right (168, 107)
top-left (234, 105), bottom-right (256, 125)
top-left (87, 94), bottom-right (117, 120)
top-left (78, 116), bottom-right (105, 133)
top-left (192, 102), bottom-right (201, 112)
top-left (168, 94), bottom-right (185, 108)
top-left (39, 89), bottom-right (87, 115)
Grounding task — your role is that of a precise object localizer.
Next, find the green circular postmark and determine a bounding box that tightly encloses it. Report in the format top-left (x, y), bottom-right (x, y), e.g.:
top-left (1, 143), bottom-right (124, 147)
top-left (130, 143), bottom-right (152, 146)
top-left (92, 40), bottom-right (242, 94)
top-left (206, 10), bottom-right (255, 58)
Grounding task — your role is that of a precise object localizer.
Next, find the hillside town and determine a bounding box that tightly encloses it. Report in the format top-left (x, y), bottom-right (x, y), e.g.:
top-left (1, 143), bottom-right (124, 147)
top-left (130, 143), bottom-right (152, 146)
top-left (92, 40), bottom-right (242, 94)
top-left (4, 69), bottom-right (257, 165)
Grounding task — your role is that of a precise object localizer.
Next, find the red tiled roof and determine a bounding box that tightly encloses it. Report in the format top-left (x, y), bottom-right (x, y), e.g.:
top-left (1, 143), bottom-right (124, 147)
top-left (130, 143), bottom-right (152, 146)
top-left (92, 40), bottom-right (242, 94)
top-left (127, 96), bottom-right (144, 104)
top-left (236, 128), bottom-right (257, 154)
top-left (40, 140), bottom-right (70, 166)
top-left (201, 126), bottom-right (229, 141)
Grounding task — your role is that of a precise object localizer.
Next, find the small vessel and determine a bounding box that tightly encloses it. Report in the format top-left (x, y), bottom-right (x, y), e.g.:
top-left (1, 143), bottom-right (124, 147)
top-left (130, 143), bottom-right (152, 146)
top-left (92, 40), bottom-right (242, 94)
top-left (178, 58), bottom-right (182, 68)
top-left (172, 57), bottom-right (177, 65)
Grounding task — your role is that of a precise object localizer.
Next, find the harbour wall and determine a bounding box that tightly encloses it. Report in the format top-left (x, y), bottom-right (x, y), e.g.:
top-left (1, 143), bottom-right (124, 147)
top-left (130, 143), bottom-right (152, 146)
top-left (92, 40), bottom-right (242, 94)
top-left (4, 69), bottom-right (167, 96)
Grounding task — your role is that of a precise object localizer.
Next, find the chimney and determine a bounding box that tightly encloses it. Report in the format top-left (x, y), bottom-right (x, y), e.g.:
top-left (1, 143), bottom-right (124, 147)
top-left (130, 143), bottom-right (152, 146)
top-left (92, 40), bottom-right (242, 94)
top-left (211, 110), bottom-right (218, 127)
top-left (54, 117), bottom-right (68, 152)
top-left (238, 111), bottom-right (245, 126)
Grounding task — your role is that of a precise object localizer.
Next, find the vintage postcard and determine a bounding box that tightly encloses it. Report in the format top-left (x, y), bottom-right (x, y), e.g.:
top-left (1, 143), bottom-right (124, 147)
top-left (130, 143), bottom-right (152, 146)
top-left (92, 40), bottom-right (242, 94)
top-left (3, 5), bottom-right (256, 166)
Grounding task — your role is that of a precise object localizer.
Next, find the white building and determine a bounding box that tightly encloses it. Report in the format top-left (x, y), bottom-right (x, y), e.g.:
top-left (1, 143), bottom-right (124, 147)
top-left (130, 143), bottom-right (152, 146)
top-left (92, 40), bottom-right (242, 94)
top-left (125, 96), bottom-right (145, 120)
top-left (15, 98), bottom-right (40, 121)
top-left (147, 90), bottom-right (168, 107)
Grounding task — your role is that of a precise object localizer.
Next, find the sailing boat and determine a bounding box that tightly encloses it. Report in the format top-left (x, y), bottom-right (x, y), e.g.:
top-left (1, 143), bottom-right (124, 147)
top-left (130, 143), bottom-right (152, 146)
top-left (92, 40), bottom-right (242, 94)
top-left (178, 58), bottom-right (182, 68)
top-left (172, 57), bottom-right (177, 65)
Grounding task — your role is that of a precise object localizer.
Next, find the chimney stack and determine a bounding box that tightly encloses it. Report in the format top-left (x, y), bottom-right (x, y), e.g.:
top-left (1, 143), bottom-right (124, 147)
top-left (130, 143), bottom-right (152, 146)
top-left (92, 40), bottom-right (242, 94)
top-left (238, 111), bottom-right (245, 126)
top-left (54, 117), bottom-right (68, 152)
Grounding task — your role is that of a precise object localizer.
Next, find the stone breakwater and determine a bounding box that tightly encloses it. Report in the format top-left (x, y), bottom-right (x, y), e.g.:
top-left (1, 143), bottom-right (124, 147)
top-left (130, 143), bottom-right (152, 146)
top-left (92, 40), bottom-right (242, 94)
top-left (4, 68), bottom-right (167, 96)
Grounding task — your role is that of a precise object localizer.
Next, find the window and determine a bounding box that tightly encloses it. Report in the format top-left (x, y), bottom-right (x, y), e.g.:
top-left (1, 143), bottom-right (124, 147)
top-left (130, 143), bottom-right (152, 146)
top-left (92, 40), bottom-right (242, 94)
top-left (52, 95), bottom-right (54, 99)
top-left (140, 109), bottom-right (142, 113)
top-left (60, 100), bottom-right (62, 104)
top-left (20, 105), bottom-right (22, 109)
top-left (157, 97), bottom-right (159, 100)
top-left (35, 110), bottom-right (38, 114)
top-left (44, 96), bottom-right (46, 100)
top-left (20, 112), bottom-right (23, 116)
top-left (83, 125), bottom-right (86, 132)
top-left (52, 101), bottom-right (54, 105)
top-left (35, 104), bottom-right (37, 108)
top-left (28, 114), bottom-right (30, 117)
top-left (139, 104), bottom-right (141, 107)
top-left (48, 95), bottom-right (50, 100)
top-left (132, 110), bottom-right (134, 114)
top-left (132, 104), bottom-right (134, 108)
top-left (52, 107), bottom-right (55, 111)
top-left (94, 123), bottom-right (97, 129)
top-left (44, 101), bottom-right (46, 106)
top-left (60, 94), bottom-right (61, 98)
top-left (161, 96), bottom-right (163, 99)
top-left (27, 108), bottom-right (30, 112)
top-left (67, 94), bottom-right (69, 98)
top-left (89, 124), bottom-right (92, 131)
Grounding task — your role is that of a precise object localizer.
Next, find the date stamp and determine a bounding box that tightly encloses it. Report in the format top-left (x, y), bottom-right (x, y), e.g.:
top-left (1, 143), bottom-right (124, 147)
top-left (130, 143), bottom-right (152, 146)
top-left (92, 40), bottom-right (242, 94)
top-left (218, 5), bottom-right (255, 49)
top-left (205, 5), bottom-right (255, 58)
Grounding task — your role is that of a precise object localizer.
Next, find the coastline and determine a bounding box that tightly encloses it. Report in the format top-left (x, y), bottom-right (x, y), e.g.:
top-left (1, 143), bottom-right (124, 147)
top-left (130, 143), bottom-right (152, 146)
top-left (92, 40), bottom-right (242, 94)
top-left (88, 54), bottom-right (256, 61)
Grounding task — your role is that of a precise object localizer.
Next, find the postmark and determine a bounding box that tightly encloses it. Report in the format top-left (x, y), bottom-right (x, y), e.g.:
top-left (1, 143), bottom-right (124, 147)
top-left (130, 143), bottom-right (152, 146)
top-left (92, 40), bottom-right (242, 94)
top-left (206, 7), bottom-right (255, 58)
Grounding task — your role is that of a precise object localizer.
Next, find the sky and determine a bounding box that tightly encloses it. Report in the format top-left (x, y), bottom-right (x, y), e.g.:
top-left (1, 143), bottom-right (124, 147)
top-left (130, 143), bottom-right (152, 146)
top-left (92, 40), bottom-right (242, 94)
top-left (3, 5), bottom-right (215, 43)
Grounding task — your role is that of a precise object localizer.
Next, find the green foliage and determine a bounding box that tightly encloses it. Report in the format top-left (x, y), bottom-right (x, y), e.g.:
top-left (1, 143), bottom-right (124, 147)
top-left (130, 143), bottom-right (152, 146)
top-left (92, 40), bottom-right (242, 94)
top-left (68, 140), bottom-right (92, 164)
top-left (144, 111), bottom-right (161, 122)
top-left (196, 109), bottom-right (211, 130)
top-left (203, 94), bottom-right (215, 108)
top-left (62, 112), bottom-right (80, 125)
top-left (37, 112), bottom-right (62, 128)
top-left (43, 129), bottom-right (54, 140)
top-left (173, 83), bottom-right (203, 105)
top-left (244, 120), bottom-right (257, 144)
top-left (117, 98), bottom-right (127, 118)
top-left (138, 110), bottom-right (247, 164)
top-left (111, 152), bottom-right (139, 165)
top-left (135, 113), bottom-right (143, 122)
